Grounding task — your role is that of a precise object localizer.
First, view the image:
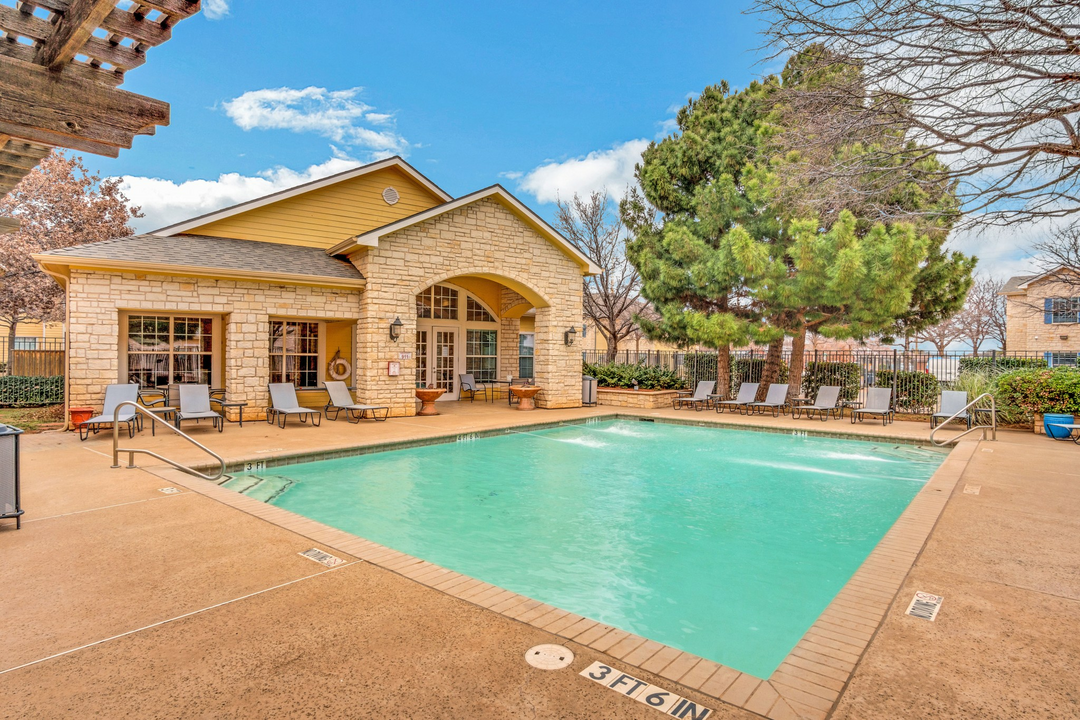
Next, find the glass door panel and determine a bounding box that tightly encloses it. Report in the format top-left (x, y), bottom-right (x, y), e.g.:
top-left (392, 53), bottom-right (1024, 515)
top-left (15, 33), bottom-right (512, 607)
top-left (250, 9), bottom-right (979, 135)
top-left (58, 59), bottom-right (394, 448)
top-left (434, 328), bottom-right (456, 399)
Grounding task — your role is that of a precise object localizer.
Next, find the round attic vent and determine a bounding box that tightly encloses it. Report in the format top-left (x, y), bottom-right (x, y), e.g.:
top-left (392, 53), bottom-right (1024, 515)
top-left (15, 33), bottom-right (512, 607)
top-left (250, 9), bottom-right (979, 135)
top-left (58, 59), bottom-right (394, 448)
top-left (382, 187), bottom-right (400, 205)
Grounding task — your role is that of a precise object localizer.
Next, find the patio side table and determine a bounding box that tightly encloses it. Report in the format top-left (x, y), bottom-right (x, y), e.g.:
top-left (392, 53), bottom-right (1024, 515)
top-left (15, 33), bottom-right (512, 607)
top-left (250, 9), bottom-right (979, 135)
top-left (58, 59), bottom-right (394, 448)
top-left (145, 406), bottom-right (176, 436)
top-left (214, 401), bottom-right (248, 427)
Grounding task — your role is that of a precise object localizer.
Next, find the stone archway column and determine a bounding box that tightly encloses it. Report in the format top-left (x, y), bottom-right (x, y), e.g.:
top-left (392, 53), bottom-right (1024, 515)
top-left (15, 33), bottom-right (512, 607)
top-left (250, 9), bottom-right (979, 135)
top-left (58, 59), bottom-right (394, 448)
top-left (355, 283), bottom-right (417, 417)
top-left (534, 301), bottom-right (583, 409)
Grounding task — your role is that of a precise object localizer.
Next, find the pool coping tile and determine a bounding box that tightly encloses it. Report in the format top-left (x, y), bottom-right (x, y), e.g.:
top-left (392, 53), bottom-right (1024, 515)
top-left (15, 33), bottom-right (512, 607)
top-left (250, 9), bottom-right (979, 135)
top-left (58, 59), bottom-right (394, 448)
top-left (149, 419), bottom-right (978, 720)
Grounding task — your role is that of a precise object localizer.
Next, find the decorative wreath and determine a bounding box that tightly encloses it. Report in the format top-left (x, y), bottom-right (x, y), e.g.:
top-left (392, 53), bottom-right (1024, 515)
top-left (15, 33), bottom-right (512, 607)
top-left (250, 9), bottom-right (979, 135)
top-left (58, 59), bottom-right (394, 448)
top-left (328, 349), bottom-right (351, 380)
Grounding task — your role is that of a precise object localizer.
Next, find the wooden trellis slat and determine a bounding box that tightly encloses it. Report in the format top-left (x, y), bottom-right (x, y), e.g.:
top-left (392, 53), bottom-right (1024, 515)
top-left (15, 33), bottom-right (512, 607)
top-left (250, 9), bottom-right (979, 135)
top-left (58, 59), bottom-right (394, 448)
top-left (0, 0), bottom-right (199, 196)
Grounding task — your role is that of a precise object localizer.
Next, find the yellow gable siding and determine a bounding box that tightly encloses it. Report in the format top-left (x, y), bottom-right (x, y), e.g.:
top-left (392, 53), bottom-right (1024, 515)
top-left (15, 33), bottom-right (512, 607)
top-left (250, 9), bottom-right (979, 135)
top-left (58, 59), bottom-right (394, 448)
top-left (184, 166), bottom-right (446, 248)
top-left (0, 319), bottom-right (65, 340)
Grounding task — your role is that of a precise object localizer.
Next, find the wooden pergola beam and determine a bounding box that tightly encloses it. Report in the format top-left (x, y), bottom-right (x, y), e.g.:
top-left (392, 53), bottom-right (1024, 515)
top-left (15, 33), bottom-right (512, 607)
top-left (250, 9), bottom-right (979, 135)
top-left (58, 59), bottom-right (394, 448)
top-left (0, 54), bottom-right (169, 155)
top-left (35, 0), bottom-right (117, 70)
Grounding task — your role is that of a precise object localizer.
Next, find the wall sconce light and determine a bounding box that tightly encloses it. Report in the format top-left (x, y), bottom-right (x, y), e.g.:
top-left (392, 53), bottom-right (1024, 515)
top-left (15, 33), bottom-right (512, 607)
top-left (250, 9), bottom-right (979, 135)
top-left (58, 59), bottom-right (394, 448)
top-left (389, 317), bottom-right (403, 342)
top-left (564, 326), bottom-right (578, 346)
top-left (1061, 335), bottom-right (1069, 341)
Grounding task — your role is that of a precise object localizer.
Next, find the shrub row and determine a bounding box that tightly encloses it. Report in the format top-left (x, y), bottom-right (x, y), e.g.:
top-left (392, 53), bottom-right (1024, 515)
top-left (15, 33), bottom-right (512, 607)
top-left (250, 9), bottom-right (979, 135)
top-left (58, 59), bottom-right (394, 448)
top-left (802, 361), bottom-right (861, 402)
top-left (995, 368), bottom-right (1080, 416)
top-left (873, 370), bottom-right (940, 412)
top-left (582, 361), bottom-right (687, 390)
top-left (958, 356), bottom-right (1047, 375)
top-left (0, 375), bottom-right (64, 407)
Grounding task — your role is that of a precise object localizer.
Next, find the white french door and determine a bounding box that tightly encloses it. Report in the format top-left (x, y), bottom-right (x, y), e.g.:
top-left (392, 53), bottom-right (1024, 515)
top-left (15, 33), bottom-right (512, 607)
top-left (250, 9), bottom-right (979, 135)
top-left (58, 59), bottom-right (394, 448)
top-left (432, 326), bottom-right (458, 400)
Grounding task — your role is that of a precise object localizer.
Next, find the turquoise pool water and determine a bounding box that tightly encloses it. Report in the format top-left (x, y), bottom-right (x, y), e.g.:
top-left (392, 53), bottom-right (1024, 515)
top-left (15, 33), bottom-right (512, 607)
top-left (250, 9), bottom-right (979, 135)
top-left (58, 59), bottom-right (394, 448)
top-left (225, 420), bottom-right (944, 678)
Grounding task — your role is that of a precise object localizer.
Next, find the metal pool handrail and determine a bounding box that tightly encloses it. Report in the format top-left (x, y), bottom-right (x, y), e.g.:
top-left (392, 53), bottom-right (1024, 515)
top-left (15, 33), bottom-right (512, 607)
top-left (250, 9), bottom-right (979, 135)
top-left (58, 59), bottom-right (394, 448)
top-left (930, 392), bottom-right (997, 446)
top-left (112, 401), bottom-right (225, 481)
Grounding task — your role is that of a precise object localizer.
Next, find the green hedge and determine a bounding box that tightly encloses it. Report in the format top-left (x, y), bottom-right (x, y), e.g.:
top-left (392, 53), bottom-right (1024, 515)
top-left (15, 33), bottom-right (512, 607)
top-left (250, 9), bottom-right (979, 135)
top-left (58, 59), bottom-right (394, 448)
top-left (731, 357), bottom-right (789, 392)
top-left (874, 370), bottom-right (940, 412)
top-left (958, 357), bottom-right (1047, 375)
top-left (582, 361), bottom-right (687, 390)
top-left (802, 361), bottom-right (861, 402)
top-left (996, 368), bottom-right (1080, 415)
top-left (0, 375), bottom-right (64, 407)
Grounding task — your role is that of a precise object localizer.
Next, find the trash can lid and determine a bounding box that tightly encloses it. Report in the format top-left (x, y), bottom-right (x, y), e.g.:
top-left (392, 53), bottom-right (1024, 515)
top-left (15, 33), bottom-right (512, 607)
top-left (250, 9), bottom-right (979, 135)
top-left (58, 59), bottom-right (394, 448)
top-left (0, 424), bottom-right (24, 436)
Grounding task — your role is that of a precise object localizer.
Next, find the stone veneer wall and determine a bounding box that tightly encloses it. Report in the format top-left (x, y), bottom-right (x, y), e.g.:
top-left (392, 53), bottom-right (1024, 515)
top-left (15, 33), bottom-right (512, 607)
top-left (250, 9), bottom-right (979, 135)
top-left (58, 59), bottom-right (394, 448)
top-left (65, 269), bottom-right (360, 418)
top-left (498, 287), bottom-right (527, 381)
top-left (597, 387), bottom-right (681, 409)
top-left (350, 198), bottom-right (584, 415)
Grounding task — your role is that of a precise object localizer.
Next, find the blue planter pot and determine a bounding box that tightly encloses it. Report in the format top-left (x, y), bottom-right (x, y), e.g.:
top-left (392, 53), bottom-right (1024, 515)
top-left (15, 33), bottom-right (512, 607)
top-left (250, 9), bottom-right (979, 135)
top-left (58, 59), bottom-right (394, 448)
top-left (1043, 413), bottom-right (1075, 439)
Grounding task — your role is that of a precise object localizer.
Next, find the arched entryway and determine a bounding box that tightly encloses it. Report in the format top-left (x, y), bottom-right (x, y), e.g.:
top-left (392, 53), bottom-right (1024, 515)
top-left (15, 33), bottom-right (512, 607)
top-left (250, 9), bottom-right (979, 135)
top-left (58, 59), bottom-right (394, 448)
top-left (414, 280), bottom-right (506, 400)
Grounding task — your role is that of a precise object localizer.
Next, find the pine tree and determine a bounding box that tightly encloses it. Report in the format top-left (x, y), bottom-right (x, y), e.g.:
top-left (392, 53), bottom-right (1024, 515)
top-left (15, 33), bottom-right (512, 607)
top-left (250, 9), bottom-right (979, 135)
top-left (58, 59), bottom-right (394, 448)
top-left (624, 49), bottom-right (975, 398)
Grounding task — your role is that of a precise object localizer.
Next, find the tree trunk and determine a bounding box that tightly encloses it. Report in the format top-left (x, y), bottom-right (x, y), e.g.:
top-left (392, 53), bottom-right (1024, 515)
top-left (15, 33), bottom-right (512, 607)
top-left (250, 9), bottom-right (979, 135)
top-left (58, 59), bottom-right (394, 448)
top-left (787, 329), bottom-right (806, 401)
top-left (758, 337), bottom-right (785, 401)
top-left (603, 323), bottom-right (618, 363)
top-left (5, 319), bottom-right (16, 377)
top-left (716, 343), bottom-right (731, 400)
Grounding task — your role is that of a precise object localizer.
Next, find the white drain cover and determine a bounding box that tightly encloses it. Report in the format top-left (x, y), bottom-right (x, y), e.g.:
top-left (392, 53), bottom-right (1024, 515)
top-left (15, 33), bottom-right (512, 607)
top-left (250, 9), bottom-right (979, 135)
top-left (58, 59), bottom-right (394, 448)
top-left (158, 487), bottom-right (181, 494)
top-left (525, 644), bottom-right (574, 670)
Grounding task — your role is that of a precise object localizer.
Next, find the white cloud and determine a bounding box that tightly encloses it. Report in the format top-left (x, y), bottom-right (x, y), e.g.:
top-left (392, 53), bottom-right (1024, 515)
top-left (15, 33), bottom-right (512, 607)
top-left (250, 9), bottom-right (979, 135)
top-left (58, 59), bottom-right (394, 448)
top-left (945, 215), bottom-right (1068, 280)
top-left (203, 0), bottom-right (229, 19)
top-left (222, 86), bottom-right (407, 155)
top-left (118, 157), bottom-right (363, 233)
top-left (515, 139), bottom-right (649, 204)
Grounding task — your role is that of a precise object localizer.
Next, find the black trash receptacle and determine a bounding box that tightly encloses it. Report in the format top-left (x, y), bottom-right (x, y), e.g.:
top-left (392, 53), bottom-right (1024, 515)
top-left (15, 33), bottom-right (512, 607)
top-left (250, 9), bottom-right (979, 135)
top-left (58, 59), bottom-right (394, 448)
top-left (0, 424), bottom-right (23, 529)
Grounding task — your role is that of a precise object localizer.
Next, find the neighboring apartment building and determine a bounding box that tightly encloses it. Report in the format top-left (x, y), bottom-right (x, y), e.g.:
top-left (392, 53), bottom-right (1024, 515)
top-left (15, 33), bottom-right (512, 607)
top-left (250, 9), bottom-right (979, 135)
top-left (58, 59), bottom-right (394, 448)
top-left (0, 320), bottom-right (65, 348)
top-left (1000, 267), bottom-right (1080, 366)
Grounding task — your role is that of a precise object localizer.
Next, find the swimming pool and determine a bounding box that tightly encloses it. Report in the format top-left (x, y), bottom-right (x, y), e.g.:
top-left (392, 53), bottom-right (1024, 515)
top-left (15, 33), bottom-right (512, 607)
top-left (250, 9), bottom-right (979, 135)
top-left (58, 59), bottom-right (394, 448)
top-left (225, 419), bottom-right (945, 679)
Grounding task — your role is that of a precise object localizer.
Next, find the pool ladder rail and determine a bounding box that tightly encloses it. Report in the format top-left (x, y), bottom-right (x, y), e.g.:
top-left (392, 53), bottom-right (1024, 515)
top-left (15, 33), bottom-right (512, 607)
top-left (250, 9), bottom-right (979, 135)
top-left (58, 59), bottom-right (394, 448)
top-left (111, 400), bottom-right (226, 481)
top-left (929, 392), bottom-right (997, 447)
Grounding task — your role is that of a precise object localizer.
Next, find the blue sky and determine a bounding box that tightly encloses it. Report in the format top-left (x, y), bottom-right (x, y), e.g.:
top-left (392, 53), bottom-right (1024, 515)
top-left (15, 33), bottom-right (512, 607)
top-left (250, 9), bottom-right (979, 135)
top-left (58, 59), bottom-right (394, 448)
top-left (101, 1), bottom-right (772, 226)
top-left (97, 0), bottom-right (1034, 285)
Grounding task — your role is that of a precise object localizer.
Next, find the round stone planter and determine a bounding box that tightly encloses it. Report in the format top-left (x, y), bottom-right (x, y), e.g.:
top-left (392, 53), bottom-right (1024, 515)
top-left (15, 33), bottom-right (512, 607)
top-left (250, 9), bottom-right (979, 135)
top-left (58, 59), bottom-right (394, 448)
top-left (510, 385), bottom-right (542, 410)
top-left (415, 387), bottom-right (446, 416)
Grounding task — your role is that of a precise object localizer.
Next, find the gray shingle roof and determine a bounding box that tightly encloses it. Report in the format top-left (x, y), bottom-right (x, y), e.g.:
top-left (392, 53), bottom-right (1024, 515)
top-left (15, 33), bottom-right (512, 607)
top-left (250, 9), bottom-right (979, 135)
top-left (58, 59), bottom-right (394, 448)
top-left (36, 234), bottom-right (364, 282)
top-left (1001, 274), bottom-right (1037, 293)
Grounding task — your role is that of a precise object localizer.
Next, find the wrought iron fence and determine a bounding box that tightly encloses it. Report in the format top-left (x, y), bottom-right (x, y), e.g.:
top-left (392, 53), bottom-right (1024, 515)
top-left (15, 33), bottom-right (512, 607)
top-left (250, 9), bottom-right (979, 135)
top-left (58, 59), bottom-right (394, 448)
top-left (583, 349), bottom-right (1057, 413)
top-left (0, 338), bottom-right (65, 406)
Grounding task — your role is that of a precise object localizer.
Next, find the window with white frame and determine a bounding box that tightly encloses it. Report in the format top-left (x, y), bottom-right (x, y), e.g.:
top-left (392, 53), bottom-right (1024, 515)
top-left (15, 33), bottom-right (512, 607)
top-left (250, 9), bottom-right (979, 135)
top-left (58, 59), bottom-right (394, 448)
top-left (1050, 297), bottom-right (1080, 323)
top-left (127, 315), bottom-right (214, 387)
top-left (269, 320), bottom-right (319, 388)
top-left (465, 329), bottom-right (498, 382)
top-left (1048, 353), bottom-right (1079, 367)
top-left (416, 284), bottom-right (459, 320)
top-left (466, 297), bottom-right (495, 322)
top-left (518, 333), bottom-right (534, 379)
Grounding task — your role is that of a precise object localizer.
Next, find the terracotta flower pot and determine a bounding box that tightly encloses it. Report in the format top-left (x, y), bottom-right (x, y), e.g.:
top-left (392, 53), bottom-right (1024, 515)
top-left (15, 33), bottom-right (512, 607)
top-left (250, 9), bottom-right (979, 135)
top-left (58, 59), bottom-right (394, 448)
top-left (69, 407), bottom-right (94, 431)
top-left (414, 387), bottom-right (446, 416)
top-left (510, 385), bottom-right (542, 410)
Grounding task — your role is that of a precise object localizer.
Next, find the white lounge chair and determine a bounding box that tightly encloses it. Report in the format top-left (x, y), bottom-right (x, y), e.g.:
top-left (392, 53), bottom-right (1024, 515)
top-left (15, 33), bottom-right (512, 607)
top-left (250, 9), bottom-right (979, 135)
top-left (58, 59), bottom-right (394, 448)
top-left (323, 381), bottom-right (389, 422)
top-left (713, 382), bottom-right (759, 414)
top-left (931, 390), bottom-right (971, 429)
top-left (174, 384), bottom-right (224, 432)
top-left (852, 387), bottom-right (894, 426)
top-left (266, 383), bottom-right (322, 428)
top-left (79, 383), bottom-right (140, 440)
top-left (795, 385), bottom-right (842, 421)
top-left (748, 383), bottom-right (790, 417)
top-left (673, 381), bottom-right (716, 410)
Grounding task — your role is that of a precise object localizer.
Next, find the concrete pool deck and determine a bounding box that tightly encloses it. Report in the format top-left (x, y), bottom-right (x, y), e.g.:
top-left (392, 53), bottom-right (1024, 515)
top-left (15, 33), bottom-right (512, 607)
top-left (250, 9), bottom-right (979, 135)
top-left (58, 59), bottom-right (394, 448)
top-left (1, 402), bottom-right (1077, 718)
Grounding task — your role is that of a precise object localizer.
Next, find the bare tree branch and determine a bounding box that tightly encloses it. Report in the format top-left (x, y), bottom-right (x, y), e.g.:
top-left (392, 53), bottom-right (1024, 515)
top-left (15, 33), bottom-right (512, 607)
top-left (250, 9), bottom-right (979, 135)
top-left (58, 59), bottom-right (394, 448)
top-left (755, 0), bottom-right (1080, 226)
top-left (555, 190), bottom-right (645, 360)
